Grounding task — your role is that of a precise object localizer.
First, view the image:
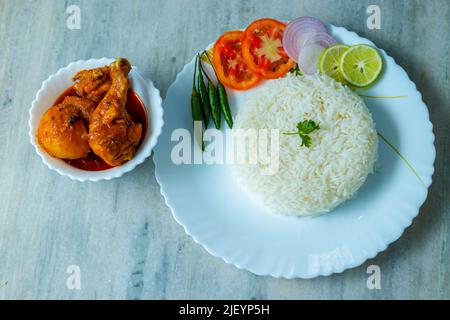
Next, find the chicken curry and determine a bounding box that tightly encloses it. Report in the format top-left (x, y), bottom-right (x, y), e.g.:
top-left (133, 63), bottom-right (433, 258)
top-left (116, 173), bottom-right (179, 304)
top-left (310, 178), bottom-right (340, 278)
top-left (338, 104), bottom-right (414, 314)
top-left (37, 58), bottom-right (147, 171)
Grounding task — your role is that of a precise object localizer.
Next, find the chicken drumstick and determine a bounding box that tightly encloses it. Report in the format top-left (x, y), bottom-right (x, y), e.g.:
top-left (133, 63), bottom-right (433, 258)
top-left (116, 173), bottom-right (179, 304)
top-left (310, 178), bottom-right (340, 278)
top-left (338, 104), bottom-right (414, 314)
top-left (88, 58), bottom-right (142, 166)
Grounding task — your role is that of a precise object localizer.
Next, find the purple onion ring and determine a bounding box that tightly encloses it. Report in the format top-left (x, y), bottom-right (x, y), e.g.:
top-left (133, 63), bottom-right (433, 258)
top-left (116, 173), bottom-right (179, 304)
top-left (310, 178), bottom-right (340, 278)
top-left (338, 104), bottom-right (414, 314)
top-left (283, 16), bottom-right (327, 62)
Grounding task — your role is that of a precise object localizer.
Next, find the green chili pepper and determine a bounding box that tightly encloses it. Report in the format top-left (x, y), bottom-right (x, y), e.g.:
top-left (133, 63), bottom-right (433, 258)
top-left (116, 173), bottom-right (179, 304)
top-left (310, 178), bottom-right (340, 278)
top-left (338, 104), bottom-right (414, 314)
top-left (201, 51), bottom-right (221, 129)
top-left (191, 90), bottom-right (203, 122)
top-left (217, 83), bottom-right (233, 128)
top-left (203, 51), bottom-right (233, 129)
top-left (191, 55), bottom-right (204, 150)
top-left (208, 81), bottom-right (221, 129)
top-left (197, 54), bottom-right (210, 127)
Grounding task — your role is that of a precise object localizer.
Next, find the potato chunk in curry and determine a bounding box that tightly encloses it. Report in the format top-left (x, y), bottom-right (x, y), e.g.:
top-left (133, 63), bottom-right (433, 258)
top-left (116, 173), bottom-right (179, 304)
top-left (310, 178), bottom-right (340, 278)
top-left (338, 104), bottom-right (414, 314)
top-left (37, 97), bottom-right (95, 159)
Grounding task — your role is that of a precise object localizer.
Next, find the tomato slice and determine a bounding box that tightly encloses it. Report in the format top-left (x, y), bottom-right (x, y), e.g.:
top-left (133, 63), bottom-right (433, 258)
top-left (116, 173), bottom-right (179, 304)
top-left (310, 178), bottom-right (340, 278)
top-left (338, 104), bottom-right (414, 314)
top-left (242, 18), bottom-right (296, 79)
top-left (212, 30), bottom-right (262, 90)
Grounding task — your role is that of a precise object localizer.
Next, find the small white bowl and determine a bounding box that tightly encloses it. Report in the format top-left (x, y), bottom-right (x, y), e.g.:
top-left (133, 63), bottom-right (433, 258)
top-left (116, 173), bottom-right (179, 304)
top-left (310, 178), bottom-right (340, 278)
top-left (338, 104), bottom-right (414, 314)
top-left (29, 58), bottom-right (164, 181)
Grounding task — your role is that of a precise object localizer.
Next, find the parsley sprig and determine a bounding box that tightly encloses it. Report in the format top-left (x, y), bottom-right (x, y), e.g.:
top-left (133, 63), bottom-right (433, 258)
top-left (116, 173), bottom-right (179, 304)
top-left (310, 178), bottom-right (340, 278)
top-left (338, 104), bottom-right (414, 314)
top-left (283, 120), bottom-right (320, 148)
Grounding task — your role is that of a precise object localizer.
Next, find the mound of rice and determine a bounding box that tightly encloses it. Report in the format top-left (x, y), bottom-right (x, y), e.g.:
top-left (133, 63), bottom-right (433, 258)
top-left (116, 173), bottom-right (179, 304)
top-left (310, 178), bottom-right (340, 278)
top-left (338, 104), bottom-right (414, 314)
top-left (232, 74), bottom-right (378, 216)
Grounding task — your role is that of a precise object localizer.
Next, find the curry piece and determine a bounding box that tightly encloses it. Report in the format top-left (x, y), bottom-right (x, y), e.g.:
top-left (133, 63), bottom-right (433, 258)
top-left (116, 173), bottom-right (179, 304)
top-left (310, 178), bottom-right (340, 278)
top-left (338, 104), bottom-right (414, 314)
top-left (73, 66), bottom-right (111, 103)
top-left (37, 96), bottom-right (96, 159)
top-left (88, 58), bottom-right (142, 166)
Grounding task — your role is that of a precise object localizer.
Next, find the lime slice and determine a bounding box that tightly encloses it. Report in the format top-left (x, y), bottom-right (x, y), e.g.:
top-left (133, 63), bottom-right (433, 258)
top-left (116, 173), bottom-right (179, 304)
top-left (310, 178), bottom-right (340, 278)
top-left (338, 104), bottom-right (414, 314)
top-left (318, 44), bottom-right (349, 84)
top-left (339, 44), bottom-right (383, 87)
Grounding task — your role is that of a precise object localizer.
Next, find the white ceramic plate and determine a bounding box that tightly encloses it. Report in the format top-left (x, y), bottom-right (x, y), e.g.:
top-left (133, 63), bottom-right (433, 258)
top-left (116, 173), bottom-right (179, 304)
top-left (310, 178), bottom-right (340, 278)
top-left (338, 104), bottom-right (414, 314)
top-left (154, 26), bottom-right (435, 278)
top-left (29, 58), bottom-right (163, 181)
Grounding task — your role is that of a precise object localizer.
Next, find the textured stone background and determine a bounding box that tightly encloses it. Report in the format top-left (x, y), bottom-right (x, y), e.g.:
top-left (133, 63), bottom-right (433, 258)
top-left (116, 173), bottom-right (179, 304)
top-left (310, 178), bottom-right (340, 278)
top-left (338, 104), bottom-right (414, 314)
top-left (0, 0), bottom-right (448, 299)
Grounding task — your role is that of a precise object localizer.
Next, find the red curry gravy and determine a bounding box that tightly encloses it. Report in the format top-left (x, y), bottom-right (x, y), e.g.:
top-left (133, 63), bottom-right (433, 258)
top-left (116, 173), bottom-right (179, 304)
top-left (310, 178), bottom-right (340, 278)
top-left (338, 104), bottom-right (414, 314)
top-left (54, 87), bottom-right (147, 171)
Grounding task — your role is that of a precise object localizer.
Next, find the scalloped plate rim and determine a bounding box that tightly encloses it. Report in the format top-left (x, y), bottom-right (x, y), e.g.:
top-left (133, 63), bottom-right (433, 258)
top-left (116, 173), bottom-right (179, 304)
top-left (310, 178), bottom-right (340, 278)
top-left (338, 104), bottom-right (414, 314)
top-left (154, 25), bottom-right (435, 279)
top-left (29, 57), bottom-right (164, 182)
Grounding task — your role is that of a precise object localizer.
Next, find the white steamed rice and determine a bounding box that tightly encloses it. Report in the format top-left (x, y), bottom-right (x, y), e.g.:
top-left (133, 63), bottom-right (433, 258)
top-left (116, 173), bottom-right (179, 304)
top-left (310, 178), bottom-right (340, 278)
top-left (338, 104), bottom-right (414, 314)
top-left (232, 74), bottom-right (378, 216)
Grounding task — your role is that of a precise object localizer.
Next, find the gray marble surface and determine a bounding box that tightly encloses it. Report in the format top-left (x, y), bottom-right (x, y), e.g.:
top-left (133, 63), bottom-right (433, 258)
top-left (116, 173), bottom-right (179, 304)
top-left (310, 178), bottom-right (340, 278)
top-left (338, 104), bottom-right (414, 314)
top-left (0, 0), bottom-right (448, 300)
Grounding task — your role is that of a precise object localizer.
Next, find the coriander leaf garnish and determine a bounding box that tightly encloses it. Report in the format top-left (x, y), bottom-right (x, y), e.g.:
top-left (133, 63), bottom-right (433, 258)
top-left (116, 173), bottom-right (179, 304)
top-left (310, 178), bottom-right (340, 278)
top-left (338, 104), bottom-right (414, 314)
top-left (297, 120), bottom-right (319, 134)
top-left (300, 134), bottom-right (312, 148)
top-left (283, 120), bottom-right (320, 148)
